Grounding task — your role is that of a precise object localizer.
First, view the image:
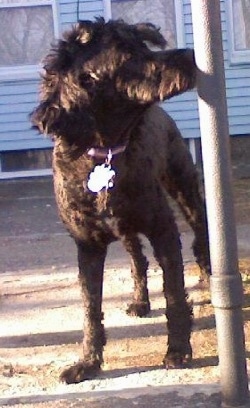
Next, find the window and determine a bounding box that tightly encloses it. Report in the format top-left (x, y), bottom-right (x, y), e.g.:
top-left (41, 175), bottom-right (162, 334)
top-left (104, 0), bottom-right (185, 48)
top-left (227, 0), bottom-right (250, 64)
top-left (0, 0), bottom-right (59, 79)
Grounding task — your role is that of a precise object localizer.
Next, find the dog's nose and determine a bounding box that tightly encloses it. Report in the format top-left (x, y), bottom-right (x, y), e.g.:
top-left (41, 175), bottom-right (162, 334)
top-left (178, 48), bottom-right (197, 74)
top-left (186, 48), bottom-right (195, 60)
top-left (174, 48), bottom-right (195, 67)
top-left (185, 49), bottom-right (195, 65)
top-left (171, 48), bottom-right (196, 68)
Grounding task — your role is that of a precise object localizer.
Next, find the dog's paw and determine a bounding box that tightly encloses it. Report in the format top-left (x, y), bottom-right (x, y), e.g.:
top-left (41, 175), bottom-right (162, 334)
top-left (60, 361), bottom-right (100, 384)
top-left (126, 301), bottom-right (150, 317)
top-left (163, 347), bottom-right (192, 369)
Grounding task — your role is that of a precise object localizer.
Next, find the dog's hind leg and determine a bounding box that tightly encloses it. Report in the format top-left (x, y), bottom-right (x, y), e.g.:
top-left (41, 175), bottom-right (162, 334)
top-left (122, 235), bottom-right (150, 317)
top-left (164, 132), bottom-right (210, 283)
top-left (147, 206), bottom-right (193, 369)
top-left (60, 242), bottom-right (107, 384)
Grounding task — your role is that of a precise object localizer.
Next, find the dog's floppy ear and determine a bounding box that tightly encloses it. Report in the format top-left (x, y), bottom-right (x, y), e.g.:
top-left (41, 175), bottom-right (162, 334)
top-left (31, 20), bottom-right (103, 151)
top-left (31, 18), bottom-right (95, 137)
top-left (30, 68), bottom-right (93, 151)
top-left (31, 94), bottom-right (95, 157)
top-left (31, 76), bottom-right (94, 145)
top-left (31, 97), bottom-right (60, 136)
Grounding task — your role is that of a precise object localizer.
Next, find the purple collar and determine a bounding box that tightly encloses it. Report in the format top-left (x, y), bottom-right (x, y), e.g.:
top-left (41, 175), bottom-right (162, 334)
top-left (87, 144), bottom-right (127, 160)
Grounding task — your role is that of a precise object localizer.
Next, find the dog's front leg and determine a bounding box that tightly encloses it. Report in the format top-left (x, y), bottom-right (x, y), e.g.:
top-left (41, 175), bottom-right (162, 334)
top-left (121, 234), bottom-right (150, 317)
top-left (60, 242), bottom-right (107, 384)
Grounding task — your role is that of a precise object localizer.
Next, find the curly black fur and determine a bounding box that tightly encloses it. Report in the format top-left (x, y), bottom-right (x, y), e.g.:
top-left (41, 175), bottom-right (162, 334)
top-left (31, 18), bottom-right (210, 384)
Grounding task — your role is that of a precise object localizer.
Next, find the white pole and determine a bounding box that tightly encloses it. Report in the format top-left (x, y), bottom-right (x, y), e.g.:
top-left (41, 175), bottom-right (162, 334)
top-left (190, 1), bottom-right (249, 407)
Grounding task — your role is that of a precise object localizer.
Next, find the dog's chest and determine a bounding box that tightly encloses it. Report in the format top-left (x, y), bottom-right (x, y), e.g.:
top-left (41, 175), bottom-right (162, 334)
top-left (54, 173), bottom-right (121, 241)
top-left (52, 145), bottom-right (156, 241)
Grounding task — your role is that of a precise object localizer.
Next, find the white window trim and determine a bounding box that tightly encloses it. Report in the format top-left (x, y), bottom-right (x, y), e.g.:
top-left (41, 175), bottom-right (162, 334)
top-left (226, 0), bottom-right (250, 65)
top-left (103, 0), bottom-right (185, 47)
top-left (0, 0), bottom-right (60, 80)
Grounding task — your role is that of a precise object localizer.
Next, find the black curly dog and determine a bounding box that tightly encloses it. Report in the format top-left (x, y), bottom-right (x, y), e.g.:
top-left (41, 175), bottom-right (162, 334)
top-left (31, 18), bottom-right (210, 384)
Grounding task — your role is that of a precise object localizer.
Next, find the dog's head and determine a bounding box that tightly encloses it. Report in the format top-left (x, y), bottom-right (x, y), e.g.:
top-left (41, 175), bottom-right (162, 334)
top-left (31, 18), bottom-right (196, 152)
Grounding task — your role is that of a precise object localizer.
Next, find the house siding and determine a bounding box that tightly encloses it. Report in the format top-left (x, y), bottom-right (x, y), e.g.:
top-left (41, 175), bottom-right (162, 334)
top-left (0, 79), bottom-right (48, 152)
top-left (0, 0), bottom-right (250, 155)
top-left (60, 0), bottom-right (104, 27)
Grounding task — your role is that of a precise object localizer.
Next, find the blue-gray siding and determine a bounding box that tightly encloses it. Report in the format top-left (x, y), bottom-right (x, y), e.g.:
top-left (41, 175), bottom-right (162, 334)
top-left (0, 0), bottom-right (250, 153)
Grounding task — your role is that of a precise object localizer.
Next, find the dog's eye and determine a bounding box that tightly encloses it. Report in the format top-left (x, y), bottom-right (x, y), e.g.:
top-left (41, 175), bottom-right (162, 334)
top-left (79, 72), bottom-right (100, 89)
top-left (89, 72), bottom-right (99, 80)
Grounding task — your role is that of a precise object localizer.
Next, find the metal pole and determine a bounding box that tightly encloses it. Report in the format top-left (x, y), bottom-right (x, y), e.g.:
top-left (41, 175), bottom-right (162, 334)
top-left (190, 1), bottom-right (249, 407)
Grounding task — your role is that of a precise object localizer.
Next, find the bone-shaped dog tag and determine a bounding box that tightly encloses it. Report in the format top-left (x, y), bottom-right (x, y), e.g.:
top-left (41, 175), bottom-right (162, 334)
top-left (87, 163), bottom-right (116, 193)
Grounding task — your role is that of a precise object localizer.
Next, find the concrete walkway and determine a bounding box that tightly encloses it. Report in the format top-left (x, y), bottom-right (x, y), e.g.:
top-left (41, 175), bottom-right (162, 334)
top-left (0, 383), bottom-right (222, 407)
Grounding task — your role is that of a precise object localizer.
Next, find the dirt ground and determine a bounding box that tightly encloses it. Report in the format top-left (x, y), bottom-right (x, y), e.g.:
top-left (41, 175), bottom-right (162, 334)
top-left (0, 176), bottom-right (250, 404)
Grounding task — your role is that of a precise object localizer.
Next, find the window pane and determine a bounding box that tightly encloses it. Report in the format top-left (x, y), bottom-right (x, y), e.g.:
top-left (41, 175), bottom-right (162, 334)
top-left (0, 5), bottom-right (54, 67)
top-left (111, 0), bottom-right (177, 48)
top-left (232, 0), bottom-right (250, 50)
